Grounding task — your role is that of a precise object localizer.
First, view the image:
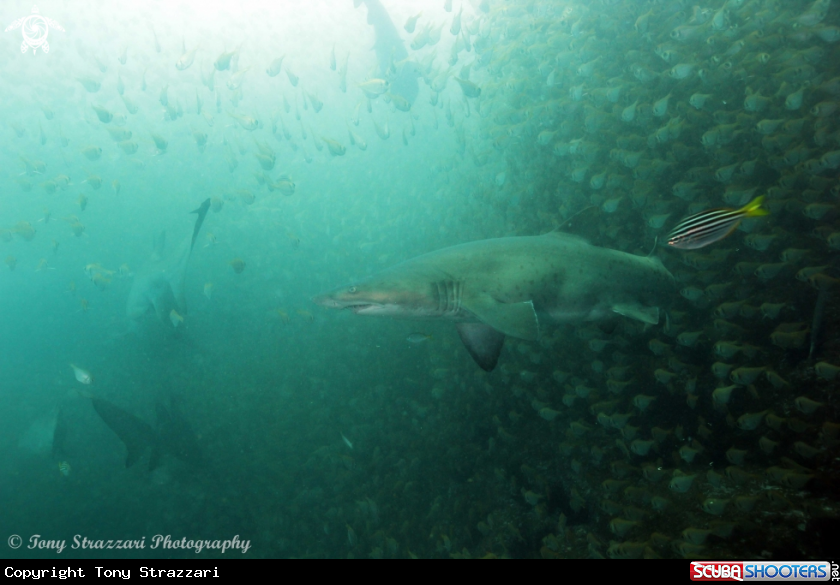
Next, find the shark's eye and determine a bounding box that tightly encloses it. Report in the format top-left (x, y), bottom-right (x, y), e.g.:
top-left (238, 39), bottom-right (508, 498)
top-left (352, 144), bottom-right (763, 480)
top-left (348, 286), bottom-right (357, 294)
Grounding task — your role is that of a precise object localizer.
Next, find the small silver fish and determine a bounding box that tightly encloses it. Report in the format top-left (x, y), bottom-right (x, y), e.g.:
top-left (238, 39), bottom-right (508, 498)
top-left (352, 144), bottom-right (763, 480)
top-left (70, 364), bottom-right (92, 384)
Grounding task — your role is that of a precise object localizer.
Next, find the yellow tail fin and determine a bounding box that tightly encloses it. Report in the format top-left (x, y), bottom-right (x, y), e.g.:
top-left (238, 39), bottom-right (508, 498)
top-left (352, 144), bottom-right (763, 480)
top-left (741, 195), bottom-right (769, 217)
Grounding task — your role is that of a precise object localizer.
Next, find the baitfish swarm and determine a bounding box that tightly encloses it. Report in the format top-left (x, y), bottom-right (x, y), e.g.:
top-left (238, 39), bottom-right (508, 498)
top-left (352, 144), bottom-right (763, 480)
top-left (453, 0), bottom-right (840, 560)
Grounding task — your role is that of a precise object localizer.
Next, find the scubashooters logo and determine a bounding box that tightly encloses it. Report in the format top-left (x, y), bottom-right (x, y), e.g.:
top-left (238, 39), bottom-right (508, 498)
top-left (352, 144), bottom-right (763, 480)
top-left (4, 6), bottom-right (64, 54)
top-left (690, 561), bottom-right (832, 581)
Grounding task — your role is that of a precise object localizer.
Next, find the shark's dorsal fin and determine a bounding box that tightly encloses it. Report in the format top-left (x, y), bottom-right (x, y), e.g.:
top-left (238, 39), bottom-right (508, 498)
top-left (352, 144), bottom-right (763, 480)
top-left (462, 294), bottom-right (540, 341)
top-left (543, 230), bottom-right (588, 244)
top-left (548, 205), bottom-right (600, 240)
top-left (457, 323), bottom-right (506, 372)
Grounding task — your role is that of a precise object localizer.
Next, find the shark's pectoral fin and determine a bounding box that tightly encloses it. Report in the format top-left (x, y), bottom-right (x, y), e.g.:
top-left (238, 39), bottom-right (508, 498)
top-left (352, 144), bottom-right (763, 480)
top-left (612, 303), bottom-right (660, 325)
top-left (457, 323), bottom-right (506, 372)
top-left (463, 294), bottom-right (540, 340)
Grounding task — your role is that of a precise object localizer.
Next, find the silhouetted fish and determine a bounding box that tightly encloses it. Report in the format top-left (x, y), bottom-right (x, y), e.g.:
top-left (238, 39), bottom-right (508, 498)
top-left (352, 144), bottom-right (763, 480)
top-left (357, 0), bottom-right (418, 105)
top-left (89, 395), bottom-right (204, 471)
top-left (126, 199), bottom-right (210, 328)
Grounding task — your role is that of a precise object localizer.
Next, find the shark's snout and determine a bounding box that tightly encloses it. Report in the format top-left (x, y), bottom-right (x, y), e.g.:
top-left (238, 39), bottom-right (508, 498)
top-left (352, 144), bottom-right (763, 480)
top-left (311, 294), bottom-right (330, 306)
top-left (311, 293), bottom-right (346, 308)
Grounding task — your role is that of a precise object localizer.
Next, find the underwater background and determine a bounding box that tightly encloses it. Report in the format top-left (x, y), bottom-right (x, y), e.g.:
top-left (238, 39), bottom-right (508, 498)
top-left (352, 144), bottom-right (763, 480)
top-left (2, 0), bottom-right (839, 559)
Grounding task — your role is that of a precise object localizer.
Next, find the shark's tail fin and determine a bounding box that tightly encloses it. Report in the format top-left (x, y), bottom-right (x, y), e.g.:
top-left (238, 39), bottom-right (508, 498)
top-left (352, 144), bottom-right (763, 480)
top-left (89, 397), bottom-right (155, 468)
top-left (189, 198), bottom-right (211, 252)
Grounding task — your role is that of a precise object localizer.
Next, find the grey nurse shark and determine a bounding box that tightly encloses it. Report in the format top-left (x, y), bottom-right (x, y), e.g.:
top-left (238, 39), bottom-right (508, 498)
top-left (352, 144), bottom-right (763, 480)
top-left (125, 199), bottom-right (210, 329)
top-left (314, 232), bottom-right (675, 371)
top-left (355, 0), bottom-right (419, 105)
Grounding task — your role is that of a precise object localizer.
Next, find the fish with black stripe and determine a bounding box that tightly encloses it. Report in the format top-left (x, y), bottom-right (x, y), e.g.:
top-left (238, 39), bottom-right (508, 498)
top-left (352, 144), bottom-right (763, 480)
top-left (668, 196), bottom-right (769, 250)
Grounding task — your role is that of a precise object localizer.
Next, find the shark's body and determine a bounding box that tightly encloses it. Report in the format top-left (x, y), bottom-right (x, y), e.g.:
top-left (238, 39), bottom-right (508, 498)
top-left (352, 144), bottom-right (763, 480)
top-left (314, 233), bottom-right (675, 370)
top-left (126, 199), bottom-right (210, 327)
